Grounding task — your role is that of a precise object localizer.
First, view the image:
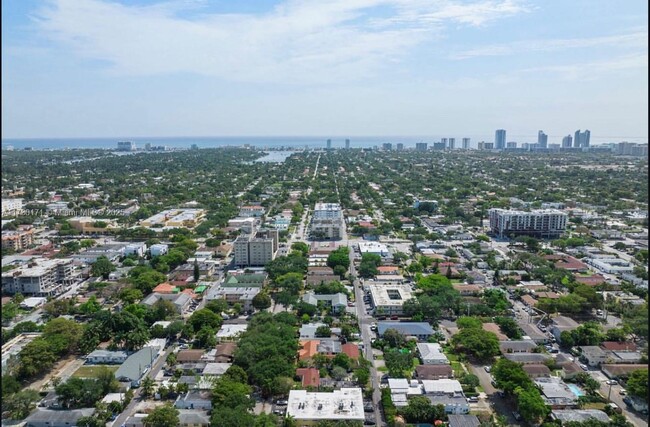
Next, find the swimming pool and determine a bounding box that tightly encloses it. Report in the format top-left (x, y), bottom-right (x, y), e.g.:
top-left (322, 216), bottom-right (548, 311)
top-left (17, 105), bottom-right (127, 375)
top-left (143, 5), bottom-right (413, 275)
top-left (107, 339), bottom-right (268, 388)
top-left (567, 383), bottom-right (585, 397)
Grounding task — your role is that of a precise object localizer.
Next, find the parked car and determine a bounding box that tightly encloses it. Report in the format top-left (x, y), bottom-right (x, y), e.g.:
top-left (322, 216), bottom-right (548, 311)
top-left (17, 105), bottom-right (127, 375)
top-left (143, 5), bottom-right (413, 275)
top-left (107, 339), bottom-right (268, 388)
top-left (605, 380), bottom-right (618, 385)
top-left (275, 400), bottom-right (288, 405)
top-left (580, 364), bottom-right (589, 371)
top-left (484, 366), bottom-right (491, 373)
top-left (619, 389), bottom-right (626, 395)
top-left (468, 396), bottom-right (479, 403)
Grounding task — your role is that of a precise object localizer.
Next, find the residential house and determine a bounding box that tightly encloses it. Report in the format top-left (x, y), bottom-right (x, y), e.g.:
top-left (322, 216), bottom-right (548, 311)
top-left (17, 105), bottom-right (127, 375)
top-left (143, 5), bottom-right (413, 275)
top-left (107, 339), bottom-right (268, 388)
top-left (504, 353), bottom-right (551, 364)
top-left (522, 364), bottom-right (552, 378)
top-left (422, 379), bottom-right (470, 415)
top-left (482, 323), bottom-right (508, 341)
top-left (174, 390), bottom-right (212, 410)
top-left (535, 377), bottom-right (579, 408)
top-left (178, 410), bottom-right (210, 427)
top-left (417, 343), bottom-right (450, 365)
top-left (414, 365), bottom-right (454, 380)
top-left (24, 408), bottom-right (95, 427)
top-left (499, 340), bottom-right (537, 354)
top-left (296, 367), bottom-right (321, 388)
top-left (377, 322), bottom-right (434, 341)
top-left (551, 316), bottom-right (580, 343)
top-left (115, 346), bottom-right (160, 387)
top-left (85, 350), bottom-right (128, 365)
top-left (214, 342), bottom-right (237, 363)
top-left (448, 415), bottom-right (480, 427)
top-left (302, 291), bottom-right (347, 313)
top-left (216, 324), bottom-right (248, 342)
top-left (176, 350), bottom-right (206, 364)
top-left (141, 292), bottom-right (192, 313)
top-left (551, 410), bottom-right (610, 424)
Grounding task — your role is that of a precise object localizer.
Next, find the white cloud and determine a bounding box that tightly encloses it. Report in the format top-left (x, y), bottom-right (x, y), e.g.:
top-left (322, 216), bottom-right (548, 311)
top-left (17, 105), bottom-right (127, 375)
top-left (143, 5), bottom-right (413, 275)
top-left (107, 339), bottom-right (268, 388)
top-left (451, 29), bottom-right (648, 59)
top-left (516, 53), bottom-right (649, 81)
top-left (31, 0), bottom-right (529, 84)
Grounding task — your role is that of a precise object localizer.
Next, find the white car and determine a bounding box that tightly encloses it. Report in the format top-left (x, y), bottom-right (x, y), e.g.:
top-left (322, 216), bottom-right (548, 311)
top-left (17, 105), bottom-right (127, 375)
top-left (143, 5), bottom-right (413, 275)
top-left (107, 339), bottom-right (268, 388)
top-left (484, 366), bottom-right (491, 373)
top-left (605, 380), bottom-right (618, 385)
top-left (580, 364), bottom-right (589, 371)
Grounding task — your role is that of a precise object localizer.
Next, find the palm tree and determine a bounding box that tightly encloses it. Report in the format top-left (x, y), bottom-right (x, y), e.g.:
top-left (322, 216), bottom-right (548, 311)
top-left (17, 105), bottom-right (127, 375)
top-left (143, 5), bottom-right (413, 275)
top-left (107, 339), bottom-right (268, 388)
top-left (140, 376), bottom-right (155, 399)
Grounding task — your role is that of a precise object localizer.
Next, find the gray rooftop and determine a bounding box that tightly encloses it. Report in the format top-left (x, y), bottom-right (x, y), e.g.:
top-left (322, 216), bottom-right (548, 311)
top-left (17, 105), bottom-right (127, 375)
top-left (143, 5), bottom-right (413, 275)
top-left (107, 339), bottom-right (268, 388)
top-left (448, 415), bottom-right (481, 427)
top-left (377, 322), bottom-right (434, 337)
top-left (115, 347), bottom-right (157, 382)
top-left (552, 410), bottom-right (610, 423)
top-left (24, 408), bottom-right (95, 424)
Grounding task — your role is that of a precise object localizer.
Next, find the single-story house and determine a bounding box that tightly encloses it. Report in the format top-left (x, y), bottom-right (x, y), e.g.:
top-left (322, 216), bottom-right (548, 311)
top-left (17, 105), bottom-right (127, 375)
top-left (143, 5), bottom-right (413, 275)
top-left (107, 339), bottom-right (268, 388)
top-left (551, 410), bottom-right (610, 424)
top-left (176, 349), bottom-right (206, 363)
top-left (448, 414), bottom-right (480, 427)
top-left (214, 342), bottom-right (237, 363)
top-left (174, 390), bottom-right (212, 410)
top-left (115, 346), bottom-right (159, 387)
top-left (296, 367), bottom-right (321, 388)
top-left (417, 343), bottom-right (450, 365)
top-left (504, 353), bottom-right (551, 365)
top-left (24, 408), bottom-right (95, 427)
top-left (85, 349), bottom-right (128, 365)
top-left (377, 322), bottom-right (435, 341)
top-left (414, 365), bottom-right (454, 380)
top-left (179, 410), bottom-right (210, 427)
top-left (522, 364), bottom-right (552, 378)
top-left (499, 340), bottom-right (537, 354)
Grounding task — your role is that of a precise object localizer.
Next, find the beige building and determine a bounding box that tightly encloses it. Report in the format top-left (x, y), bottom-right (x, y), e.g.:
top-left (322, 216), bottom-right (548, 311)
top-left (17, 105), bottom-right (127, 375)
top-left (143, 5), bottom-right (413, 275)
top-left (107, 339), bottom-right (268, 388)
top-left (2, 227), bottom-right (34, 251)
top-left (68, 217), bottom-right (119, 235)
top-left (140, 209), bottom-right (206, 228)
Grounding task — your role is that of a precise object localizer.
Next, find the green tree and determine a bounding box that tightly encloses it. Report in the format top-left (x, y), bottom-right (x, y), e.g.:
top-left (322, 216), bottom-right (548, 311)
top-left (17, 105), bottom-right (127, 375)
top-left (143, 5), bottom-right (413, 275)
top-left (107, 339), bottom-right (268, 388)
top-left (456, 316), bottom-right (483, 330)
top-left (91, 256), bottom-right (116, 279)
top-left (626, 369), bottom-right (648, 400)
top-left (400, 396), bottom-right (445, 423)
top-left (188, 308), bottom-right (223, 331)
top-left (3, 389), bottom-right (41, 420)
top-left (516, 386), bottom-right (550, 424)
top-left (143, 403), bottom-right (179, 427)
top-left (252, 292), bottom-right (272, 311)
top-left (451, 328), bottom-right (500, 362)
top-left (492, 358), bottom-right (533, 394)
top-left (327, 247), bottom-right (351, 270)
top-left (140, 376), bottom-right (155, 399)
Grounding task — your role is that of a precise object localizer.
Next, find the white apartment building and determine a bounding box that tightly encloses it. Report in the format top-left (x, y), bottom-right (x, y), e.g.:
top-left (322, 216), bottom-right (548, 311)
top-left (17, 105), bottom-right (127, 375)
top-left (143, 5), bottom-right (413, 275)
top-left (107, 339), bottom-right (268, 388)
top-left (367, 283), bottom-right (413, 316)
top-left (1, 258), bottom-right (75, 296)
top-left (233, 229), bottom-right (279, 267)
top-left (149, 244), bottom-right (169, 257)
top-left (310, 203), bottom-right (344, 240)
top-left (286, 388), bottom-right (365, 426)
top-left (1, 198), bottom-right (23, 215)
top-left (489, 208), bottom-right (567, 238)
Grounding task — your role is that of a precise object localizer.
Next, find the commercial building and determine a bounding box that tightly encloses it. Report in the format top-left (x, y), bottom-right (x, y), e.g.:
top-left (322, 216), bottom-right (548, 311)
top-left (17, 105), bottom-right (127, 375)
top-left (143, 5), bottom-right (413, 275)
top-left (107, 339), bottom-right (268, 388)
top-left (461, 138), bottom-right (470, 149)
top-left (396, 143), bottom-right (404, 150)
top-left (286, 388), bottom-right (365, 425)
top-left (345, 139), bottom-right (350, 149)
top-left (415, 142), bottom-right (428, 151)
top-left (233, 228), bottom-right (279, 267)
top-left (1, 258), bottom-right (74, 296)
top-left (616, 142), bottom-right (648, 156)
top-left (357, 241), bottom-right (390, 257)
top-left (85, 350), bottom-right (129, 364)
top-left (310, 203), bottom-right (344, 240)
top-left (562, 135), bottom-right (573, 148)
top-left (383, 143), bottom-right (393, 150)
top-left (140, 209), bottom-right (206, 228)
top-left (2, 227), bottom-right (34, 251)
top-left (488, 208), bottom-right (567, 238)
top-left (368, 283), bottom-right (413, 316)
top-left (68, 216), bottom-right (119, 235)
top-left (117, 141), bottom-right (136, 151)
top-left (495, 129), bottom-right (506, 150)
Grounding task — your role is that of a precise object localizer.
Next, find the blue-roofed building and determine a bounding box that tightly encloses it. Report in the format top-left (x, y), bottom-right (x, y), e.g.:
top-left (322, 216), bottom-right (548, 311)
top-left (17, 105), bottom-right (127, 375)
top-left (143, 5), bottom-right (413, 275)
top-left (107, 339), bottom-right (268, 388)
top-left (377, 322), bottom-right (435, 341)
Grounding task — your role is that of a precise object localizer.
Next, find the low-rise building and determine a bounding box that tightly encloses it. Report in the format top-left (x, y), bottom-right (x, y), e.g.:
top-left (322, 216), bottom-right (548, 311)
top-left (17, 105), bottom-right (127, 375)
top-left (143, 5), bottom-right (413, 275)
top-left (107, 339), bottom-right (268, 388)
top-left (141, 292), bottom-right (192, 313)
top-left (85, 350), bottom-right (128, 365)
top-left (535, 377), bottom-right (579, 408)
top-left (286, 388), bottom-right (365, 425)
top-left (414, 365), bottom-right (454, 380)
top-left (422, 379), bottom-right (470, 415)
top-left (368, 283), bottom-right (413, 316)
top-left (216, 324), bottom-right (248, 342)
top-left (24, 408), bottom-right (95, 427)
top-left (417, 343), bottom-right (449, 365)
top-left (302, 292), bottom-right (347, 313)
top-left (358, 241), bottom-right (390, 257)
top-left (149, 244), bottom-right (169, 257)
top-left (551, 410), bottom-right (610, 423)
top-left (114, 346), bottom-right (160, 388)
top-left (174, 390), bottom-right (212, 410)
top-left (551, 316), bottom-right (580, 343)
top-left (377, 322), bottom-right (435, 341)
top-left (205, 286), bottom-right (260, 312)
top-left (499, 340), bottom-right (537, 354)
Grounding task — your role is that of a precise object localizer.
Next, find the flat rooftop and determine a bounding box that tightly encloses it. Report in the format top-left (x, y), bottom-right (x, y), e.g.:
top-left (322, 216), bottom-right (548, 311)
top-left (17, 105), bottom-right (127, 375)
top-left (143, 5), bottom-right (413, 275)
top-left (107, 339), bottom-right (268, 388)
top-left (287, 388), bottom-right (364, 421)
top-left (368, 283), bottom-right (413, 306)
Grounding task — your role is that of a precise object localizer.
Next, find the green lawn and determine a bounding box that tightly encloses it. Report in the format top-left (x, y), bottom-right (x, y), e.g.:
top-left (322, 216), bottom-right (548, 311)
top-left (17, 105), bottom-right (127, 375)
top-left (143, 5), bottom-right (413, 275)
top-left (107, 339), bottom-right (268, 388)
top-left (72, 365), bottom-right (119, 378)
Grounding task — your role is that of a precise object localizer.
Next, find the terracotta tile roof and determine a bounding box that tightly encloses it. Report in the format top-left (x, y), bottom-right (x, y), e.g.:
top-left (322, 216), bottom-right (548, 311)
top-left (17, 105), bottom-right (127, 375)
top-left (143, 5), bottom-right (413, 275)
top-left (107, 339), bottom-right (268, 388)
top-left (296, 367), bottom-right (320, 387)
top-left (298, 340), bottom-right (320, 360)
top-left (535, 291), bottom-right (560, 299)
top-left (574, 275), bottom-right (606, 286)
top-left (341, 343), bottom-right (360, 360)
top-left (152, 282), bottom-right (176, 294)
top-left (377, 266), bottom-right (399, 273)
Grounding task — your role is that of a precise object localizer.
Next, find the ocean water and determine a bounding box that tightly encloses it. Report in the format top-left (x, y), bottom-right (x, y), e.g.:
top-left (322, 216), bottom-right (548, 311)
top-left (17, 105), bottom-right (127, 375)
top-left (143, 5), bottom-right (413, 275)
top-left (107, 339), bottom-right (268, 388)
top-left (1, 136), bottom-right (431, 151)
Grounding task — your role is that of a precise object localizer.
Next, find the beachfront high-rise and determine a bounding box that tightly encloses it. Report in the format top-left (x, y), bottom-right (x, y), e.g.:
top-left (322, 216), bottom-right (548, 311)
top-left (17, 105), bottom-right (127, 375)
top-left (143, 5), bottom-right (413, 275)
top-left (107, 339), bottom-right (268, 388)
top-left (326, 139), bottom-right (332, 150)
top-left (345, 139), bottom-right (350, 149)
top-left (462, 138), bottom-right (470, 149)
top-left (562, 135), bottom-right (573, 148)
top-left (448, 138), bottom-right (456, 150)
top-left (495, 129), bottom-right (506, 150)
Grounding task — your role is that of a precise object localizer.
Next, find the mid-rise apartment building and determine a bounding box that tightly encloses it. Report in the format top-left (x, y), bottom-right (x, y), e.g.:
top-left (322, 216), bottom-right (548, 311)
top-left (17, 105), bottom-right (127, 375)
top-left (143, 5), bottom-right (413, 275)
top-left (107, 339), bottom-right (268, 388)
top-left (488, 208), bottom-right (567, 238)
top-left (1, 227), bottom-right (34, 251)
top-left (2, 258), bottom-right (75, 296)
top-left (310, 203), bottom-right (344, 240)
top-left (233, 228), bottom-right (279, 267)
top-left (1, 198), bottom-right (23, 215)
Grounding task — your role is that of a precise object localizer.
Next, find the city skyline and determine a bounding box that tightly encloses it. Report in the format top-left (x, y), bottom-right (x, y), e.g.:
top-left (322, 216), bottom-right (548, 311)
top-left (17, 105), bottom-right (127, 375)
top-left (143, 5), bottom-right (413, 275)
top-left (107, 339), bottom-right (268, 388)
top-left (2, 1), bottom-right (648, 140)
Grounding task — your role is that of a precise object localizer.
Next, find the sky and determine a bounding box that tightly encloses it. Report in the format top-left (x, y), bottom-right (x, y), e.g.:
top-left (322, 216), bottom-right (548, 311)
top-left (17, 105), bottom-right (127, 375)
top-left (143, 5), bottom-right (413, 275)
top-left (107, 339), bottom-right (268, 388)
top-left (2, 0), bottom-right (648, 143)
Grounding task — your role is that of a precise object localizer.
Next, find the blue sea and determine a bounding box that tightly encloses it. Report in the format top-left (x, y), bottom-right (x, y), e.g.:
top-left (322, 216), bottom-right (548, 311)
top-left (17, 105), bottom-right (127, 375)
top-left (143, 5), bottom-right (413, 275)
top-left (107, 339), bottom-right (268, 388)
top-left (1, 136), bottom-right (434, 151)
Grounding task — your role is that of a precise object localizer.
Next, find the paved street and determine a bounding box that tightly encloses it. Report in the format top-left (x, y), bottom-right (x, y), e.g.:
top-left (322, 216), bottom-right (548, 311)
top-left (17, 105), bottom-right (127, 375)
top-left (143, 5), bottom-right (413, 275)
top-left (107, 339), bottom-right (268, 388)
top-left (111, 345), bottom-right (174, 427)
top-left (350, 246), bottom-right (383, 426)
